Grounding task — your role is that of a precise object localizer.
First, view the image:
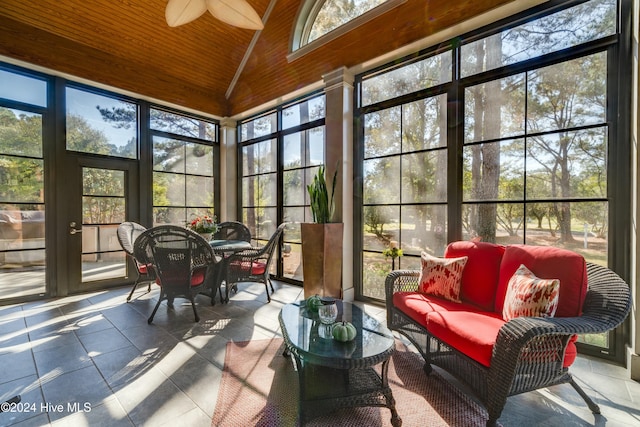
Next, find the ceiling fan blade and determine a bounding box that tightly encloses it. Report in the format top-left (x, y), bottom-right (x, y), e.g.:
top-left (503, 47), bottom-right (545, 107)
top-left (206, 0), bottom-right (264, 30)
top-left (165, 0), bottom-right (208, 27)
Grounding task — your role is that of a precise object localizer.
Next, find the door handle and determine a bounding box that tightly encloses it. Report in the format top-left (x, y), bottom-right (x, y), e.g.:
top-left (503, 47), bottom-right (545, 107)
top-left (69, 222), bottom-right (83, 235)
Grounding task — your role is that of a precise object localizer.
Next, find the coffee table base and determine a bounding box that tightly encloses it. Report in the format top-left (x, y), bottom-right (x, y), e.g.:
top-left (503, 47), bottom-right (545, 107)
top-left (286, 351), bottom-right (402, 426)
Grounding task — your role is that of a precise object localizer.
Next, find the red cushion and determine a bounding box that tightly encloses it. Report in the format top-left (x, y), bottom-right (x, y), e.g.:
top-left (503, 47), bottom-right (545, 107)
top-left (230, 260), bottom-right (267, 276)
top-left (191, 267), bottom-right (207, 286)
top-left (496, 245), bottom-right (588, 317)
top-left (426, 310), bottom-right (578, 368)
top-left (564, 335), bottom-right (578, 368)
top-left (155, 267), bottom-right (206, 287)
top-left (392, 292), bottom-right (471, 328)
top-left (427, 310), bottom-right (505, 367)
top-left (445, 241), bottom-right (505, 311)
top-left (136, 262), bottom-right (149, 274)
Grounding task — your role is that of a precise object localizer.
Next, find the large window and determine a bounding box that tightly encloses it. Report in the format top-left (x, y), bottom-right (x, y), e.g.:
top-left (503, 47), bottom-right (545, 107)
top-left (240, 111), bottom-right (278, 244)
top-left (239, 93), bottom-right (326, 282)
top-left (66, 87), bottom-right (138, 159)
top-left (463, 54), bottom-right (608, 252)
top-left (292, 0), bottom-right (403, 53)
top-left (0, 63), bottom-right (221, 303)
top-left (362, 92), bottom-right (450, 299)
top-left (0, 92), bottom-right (47, 299)
top-left (307, 0), bottom-right (389, 43)
top-left (151, 108), bottom-right (218, 226)
top-left (356, 0), bottom-right (627, 357)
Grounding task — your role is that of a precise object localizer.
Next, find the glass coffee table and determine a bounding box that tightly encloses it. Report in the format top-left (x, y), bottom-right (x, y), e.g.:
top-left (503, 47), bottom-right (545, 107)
top-left (279, 299), bottom-right (401, 426)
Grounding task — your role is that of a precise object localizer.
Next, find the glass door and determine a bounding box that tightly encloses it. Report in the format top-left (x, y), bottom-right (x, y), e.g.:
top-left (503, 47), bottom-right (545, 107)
top-left (64, 159), bottom-right (138, 294)
top-left (60, 85), bottom-right (140, 295)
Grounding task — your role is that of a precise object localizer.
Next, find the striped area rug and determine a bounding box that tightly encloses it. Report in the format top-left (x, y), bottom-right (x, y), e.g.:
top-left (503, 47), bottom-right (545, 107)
top-left (211, 337), bottom-right (489, 426)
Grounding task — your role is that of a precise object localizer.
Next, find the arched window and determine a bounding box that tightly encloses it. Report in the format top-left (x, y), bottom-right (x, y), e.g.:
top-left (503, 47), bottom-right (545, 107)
top-left (290, 0), bottom-right (405, 56)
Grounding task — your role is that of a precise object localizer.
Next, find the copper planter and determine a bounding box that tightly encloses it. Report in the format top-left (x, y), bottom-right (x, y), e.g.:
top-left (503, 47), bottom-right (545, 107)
top-left (301, 223), bottom-right (343, 299)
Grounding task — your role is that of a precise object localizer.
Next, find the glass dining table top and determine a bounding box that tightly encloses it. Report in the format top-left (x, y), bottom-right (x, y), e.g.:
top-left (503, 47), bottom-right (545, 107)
top-left (279, 299), bottom-right (395, 369)
top-left (209, 239), bottom-right (252, 252)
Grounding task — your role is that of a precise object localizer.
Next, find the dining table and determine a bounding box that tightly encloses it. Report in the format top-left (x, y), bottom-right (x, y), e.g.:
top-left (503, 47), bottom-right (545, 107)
top-left (208, 239), bottom-right (253, 304)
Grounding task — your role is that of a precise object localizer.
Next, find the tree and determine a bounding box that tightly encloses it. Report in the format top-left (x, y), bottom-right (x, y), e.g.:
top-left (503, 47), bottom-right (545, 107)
top-left (82, 169), bottom-right (125, 224)
top-left (362, 52), bottom-right (450, 252)
top-left (364, 206), bottom-right (388, 239)
top-left (467, 35), bottom-right (505, 243)
top-left (308, 0), bottom-right (386, 42)
top-left (97, 105), bottom-right (212, 140)
top-left (495, 177), bottom-right (524, 236)
top-left (463, 2), bottom-right (610, 244)
top-left (0, 108), bottom-right (44, 206)
top-left (526, 53), bottom-right (606, 243)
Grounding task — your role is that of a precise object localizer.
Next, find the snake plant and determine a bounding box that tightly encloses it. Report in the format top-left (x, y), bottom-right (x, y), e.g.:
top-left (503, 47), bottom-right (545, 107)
top-left (307, 166), bottom-right (337, 223)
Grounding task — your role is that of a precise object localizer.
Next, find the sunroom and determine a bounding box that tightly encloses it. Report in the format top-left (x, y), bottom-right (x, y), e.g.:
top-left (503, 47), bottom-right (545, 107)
top-left (0, 0), bottom-right (638, 425)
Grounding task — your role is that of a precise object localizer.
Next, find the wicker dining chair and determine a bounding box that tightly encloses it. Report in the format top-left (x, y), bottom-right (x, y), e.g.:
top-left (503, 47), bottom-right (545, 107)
top-left (117, 221), bottom-right (157, 302)
top-left (133, 225), bottom-right (219, 324)
top-left (214, 221), bottom-right (251, 242)
top-left (225, 223), bottom-right (287, 303)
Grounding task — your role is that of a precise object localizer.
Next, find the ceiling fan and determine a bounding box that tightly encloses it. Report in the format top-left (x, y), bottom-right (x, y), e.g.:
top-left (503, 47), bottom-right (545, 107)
top-left (165, 0), bottom-right (264, 30)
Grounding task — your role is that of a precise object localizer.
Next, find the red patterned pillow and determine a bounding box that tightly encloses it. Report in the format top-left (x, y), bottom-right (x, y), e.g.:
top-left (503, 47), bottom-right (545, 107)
top-left (418, 252), bottom-right (468, 302)
top-left (502, 264), bottom-right (560, 321)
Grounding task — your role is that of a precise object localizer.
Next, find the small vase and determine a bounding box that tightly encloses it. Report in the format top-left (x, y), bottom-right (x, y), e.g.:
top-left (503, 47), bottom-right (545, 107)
top-left (198, 232), bottom-right (212, 241)
top-left (318, 299), bottom-right (338, 324)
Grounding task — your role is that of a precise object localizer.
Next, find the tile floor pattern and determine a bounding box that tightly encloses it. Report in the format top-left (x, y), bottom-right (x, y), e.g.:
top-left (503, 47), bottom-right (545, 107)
top-left (0, 282), bottom-right (639, 426)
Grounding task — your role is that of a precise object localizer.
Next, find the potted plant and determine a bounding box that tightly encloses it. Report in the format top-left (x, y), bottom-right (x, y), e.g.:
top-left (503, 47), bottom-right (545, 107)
top-left (382, 240), bottom-right (403, 270)
top-left (301, 166), bottom-right (343, 298)
top-left (186, 214), bottom-right (219, 241)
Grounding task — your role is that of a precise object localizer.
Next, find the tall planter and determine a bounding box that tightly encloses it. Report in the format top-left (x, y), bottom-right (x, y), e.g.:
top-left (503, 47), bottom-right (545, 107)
top-left (301, 222), bottom-right (343, 299)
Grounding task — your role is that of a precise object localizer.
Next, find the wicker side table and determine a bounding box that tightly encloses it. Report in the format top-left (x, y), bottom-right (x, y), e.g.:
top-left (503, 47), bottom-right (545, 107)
top-left (279, 300), bottom-right (401, 426)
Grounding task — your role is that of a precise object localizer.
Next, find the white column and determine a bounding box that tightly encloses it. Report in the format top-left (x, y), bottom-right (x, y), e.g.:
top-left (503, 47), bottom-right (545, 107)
top-left (219, 118), bottom-right (238, 222)
top-left (323, 67), bottom-right (355, 302)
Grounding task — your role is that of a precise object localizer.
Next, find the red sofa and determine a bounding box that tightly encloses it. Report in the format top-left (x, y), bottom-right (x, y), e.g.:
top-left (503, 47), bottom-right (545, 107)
top-left (385, 241), bottom-right (631, 426)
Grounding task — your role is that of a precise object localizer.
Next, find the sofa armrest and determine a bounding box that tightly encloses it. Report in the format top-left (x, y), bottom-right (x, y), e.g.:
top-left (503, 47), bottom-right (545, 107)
top-left (493, 260), bottom-right (631, 365)
top-left (488, 261), bottom-right (631, 403)
top-left (385, 269), bottom-right (420, 314)
top-left (385, 270), bottom-right (420, 296)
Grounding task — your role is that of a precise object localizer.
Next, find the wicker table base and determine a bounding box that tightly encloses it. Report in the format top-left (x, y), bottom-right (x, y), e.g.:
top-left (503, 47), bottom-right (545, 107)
top-left (279, 300), bottom-right (401, 426)
top-left (289, 354), bottom-right (400, 426)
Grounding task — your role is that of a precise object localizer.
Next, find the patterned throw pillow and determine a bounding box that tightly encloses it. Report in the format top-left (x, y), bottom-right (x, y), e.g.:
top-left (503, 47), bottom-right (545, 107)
top-left (502, 264), bottom-right (560, 321)
top-left (418, 252), bottom-right (468, 302)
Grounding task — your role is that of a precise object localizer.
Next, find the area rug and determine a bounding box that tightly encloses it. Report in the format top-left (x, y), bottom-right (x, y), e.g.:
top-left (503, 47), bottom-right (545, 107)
top-left (211, 337), bottom-right (489, 426)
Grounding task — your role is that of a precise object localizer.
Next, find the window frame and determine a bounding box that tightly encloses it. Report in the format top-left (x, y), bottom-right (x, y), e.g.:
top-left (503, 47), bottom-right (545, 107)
top-left (0, 62), bottom-right (222, 303)
top-left (353, 0), bottom-right (631, 363)
top-left (288, 0), bottom-right (407, 61)
top-left (149, 106), bottom-right (220, 228)
top-left (237, 91), bottom-right (326, 284)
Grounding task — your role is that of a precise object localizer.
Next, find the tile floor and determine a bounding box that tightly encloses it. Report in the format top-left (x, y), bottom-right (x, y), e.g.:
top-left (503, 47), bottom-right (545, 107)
top-left (0, 281), bottom-right (639, 426)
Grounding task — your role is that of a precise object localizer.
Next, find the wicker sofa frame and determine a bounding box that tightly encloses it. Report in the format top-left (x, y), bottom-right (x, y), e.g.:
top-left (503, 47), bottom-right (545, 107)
top-left (385, 262), bottom-right (631, 426)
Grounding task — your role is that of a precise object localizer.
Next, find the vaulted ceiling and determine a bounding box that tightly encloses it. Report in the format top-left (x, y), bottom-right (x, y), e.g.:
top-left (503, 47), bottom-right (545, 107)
top-left (0, 0), bottom-right (521, 118)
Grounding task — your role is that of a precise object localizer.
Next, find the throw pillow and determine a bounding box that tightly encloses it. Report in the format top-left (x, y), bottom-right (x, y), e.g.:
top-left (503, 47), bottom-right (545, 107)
top-left (502, 264), bottom-right (560, 321)
top-left (418, 252), bottom-right (468, 302)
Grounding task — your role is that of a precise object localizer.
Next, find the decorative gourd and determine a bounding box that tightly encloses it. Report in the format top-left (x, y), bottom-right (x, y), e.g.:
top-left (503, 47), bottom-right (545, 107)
top-left (332, 321), bottom-right (357, 342)
top-left (306, 294), bottom-right (323, 312)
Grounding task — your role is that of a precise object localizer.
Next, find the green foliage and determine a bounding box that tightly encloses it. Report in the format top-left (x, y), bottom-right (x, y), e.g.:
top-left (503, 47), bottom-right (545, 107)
top-left (364, 206), bottom-right (387, 238)
top-left (382, 246), bottom-right (403, 259)
top-left (309, 0), bottom-right (386, 42)
top-left (307, 166), bottom-right (337, 223)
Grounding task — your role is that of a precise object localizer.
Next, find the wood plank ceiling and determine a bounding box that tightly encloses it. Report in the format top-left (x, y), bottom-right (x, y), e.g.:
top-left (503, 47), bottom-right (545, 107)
top-left (0, 0), bottom-right (517, 118)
